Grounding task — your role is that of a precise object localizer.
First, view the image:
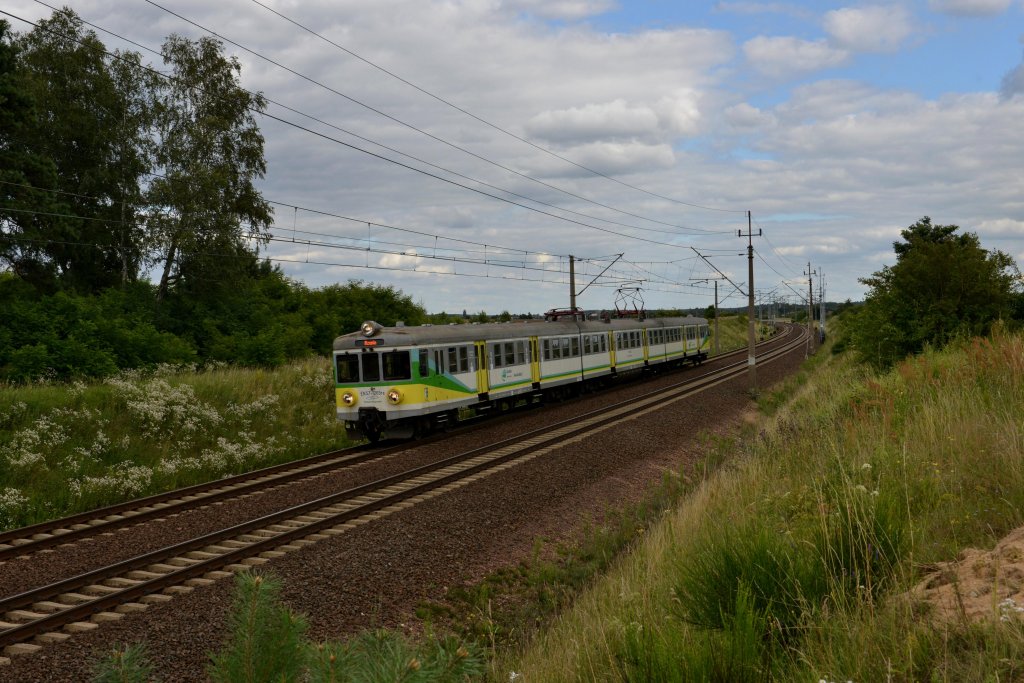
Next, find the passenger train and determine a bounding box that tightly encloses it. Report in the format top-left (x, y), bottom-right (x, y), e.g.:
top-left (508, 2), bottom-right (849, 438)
top-left (333, 315), bottom-right (711, 442)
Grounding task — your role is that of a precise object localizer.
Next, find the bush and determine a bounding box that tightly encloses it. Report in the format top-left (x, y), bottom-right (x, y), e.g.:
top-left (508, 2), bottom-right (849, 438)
top-left (672, 522), bottom-right (828, 645)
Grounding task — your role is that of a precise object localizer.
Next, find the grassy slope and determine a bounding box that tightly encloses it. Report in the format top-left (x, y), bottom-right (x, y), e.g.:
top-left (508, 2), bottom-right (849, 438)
top-left (0, 358), bottom-right (348, 529)
top-left (504, 327), bottom-right (1024, 681)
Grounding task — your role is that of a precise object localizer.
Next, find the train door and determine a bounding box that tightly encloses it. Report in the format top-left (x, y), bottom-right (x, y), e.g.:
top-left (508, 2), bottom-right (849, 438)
top-left (529, 337), bottom-right (540, 385)
top-left (475, 341), bottom-right (488, 396)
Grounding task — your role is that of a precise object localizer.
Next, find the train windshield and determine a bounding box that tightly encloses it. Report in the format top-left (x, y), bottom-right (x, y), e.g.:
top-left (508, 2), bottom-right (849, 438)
top-left (361, 353), bottom-right (381, 382)
top-left (382, 350), bottom-right (411, 381)
top-left (336, 354), bottom-right (359, 383)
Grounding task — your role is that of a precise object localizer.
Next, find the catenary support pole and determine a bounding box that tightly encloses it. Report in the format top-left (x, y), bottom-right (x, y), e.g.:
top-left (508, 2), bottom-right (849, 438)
top-left (739, 212), bottom-right (761, 393)
top-left (569, 255), bottom-right (576, 317)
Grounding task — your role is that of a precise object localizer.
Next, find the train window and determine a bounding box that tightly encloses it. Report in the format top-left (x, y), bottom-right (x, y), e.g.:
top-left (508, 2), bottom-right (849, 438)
top-left (435, 350), bottom-right (444, 374)
top-left (447, 348), bottom-right (458, 373)
top-left (419, 349), bottom-right (429, 377)
top-left (491, 343), bottom-right (503, 368)
top-left (516, 341), bottom-right (527, 364)
top-left (542, 339), bottom-right (551, 360)
top-left (361, 353), bottom-right (380, 382)
top-left (687, 326), bottom-right (697, 342)
top-left (570, 337), bottom-right (579, 356)
top-left (382, 351), bottom-right (411, 381)
top-left (336, 354), bottom-right (359, 383)
top-left (600, 335), bottom-right (607, 352)
top-left (583, 336), bottom-right (591, 354)
top-left (700, 325), bottom-right (708, 340)
top-left (504, 342), bottom-right (515, 366)
top-left (459, 346), bottom-right (470, 373)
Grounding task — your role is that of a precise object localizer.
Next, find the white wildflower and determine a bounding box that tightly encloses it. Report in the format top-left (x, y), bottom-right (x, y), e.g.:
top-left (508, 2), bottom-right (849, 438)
top-left (0, 487), bottom-right (28, 514)
top-left (998, 597), bottom-right (1024, 622)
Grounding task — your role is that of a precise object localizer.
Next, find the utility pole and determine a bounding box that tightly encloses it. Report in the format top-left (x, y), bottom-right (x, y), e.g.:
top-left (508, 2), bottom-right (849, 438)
top-left (818, 268), bottom-right (826, 342)
top-left (739, 212), bottom-right (761, 393)
top-left (569, 255), bottom-right (577, 317)
top-left (804, 262), bottom-right (815, 356)
top-left (714, 280), bottom-right (719, 354)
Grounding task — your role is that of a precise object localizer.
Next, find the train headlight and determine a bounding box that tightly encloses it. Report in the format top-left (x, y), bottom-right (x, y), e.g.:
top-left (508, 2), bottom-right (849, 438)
top-left (386, 388), bottom-right (402, 405)
top-left (341, 392), bottom-right (357, 406)
top-left (361, 320), bottom-right (382, 337)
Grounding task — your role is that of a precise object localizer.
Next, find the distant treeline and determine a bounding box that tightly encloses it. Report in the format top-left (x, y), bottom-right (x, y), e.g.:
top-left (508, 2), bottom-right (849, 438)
top-left (0, 11), bottom-right (429, 381)
top-left (0, 271), bottom-right (424, 381)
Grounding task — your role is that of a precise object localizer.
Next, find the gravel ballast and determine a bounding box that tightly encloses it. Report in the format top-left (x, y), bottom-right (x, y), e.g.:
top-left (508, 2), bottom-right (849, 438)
top-left (1, 335), bottom-right (807, 681)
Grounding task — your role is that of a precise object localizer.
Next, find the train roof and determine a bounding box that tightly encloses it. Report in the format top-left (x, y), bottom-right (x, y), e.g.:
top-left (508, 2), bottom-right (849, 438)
top-left (333, 316), bottom-right (708, 351)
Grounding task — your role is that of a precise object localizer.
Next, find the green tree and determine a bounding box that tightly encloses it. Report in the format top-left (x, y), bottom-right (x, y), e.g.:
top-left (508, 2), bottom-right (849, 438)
top-left (14, 9), bottom-right (153, 292)
top-left (850, 217), bottom-right (1020, 368)
top-left (0, 18), bottom-right (68, 291)
top-left (300, 280), bottom-right (426, 354)
top-left (147, 34), bottom-right (271, 302)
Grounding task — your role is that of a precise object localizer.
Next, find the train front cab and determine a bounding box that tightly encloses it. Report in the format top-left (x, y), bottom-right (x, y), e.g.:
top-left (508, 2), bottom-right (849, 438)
top-left (335, 341), bottom-right (482, 442)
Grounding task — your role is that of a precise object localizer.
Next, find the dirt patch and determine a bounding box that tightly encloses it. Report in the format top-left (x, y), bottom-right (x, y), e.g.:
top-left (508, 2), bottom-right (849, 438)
top-left (913, 526), bottom-right (1024, 624)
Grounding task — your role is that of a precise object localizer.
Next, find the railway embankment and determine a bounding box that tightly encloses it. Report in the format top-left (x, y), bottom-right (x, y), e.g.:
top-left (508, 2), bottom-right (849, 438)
top-left (504, 327), bottom-right (1024, 681)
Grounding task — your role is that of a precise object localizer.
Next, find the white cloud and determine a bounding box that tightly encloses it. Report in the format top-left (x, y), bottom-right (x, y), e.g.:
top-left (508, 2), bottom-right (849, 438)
top-left (725, 102), bottom-right (778, 130)
top-left (823, 6), bottom-right (914, 53)
top-left (555, 141), bottom-right (677, 175)
top-left (975, 218), bottom-right (1024, 236)
top-left (9, 0), bottom-right (1023, 310)
top-left (502, 0), bottom-right (618, 20)
top-left (743, 36), bottom-right (849, 78)
top-left (928, 0), bottom-right (1012, 16)
top-left (526, 99), bottom-right (662, 144)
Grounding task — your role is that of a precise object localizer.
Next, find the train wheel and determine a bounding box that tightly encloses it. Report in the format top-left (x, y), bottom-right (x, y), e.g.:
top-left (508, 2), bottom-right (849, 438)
top-left (364, 427), bottom-right (382, 444)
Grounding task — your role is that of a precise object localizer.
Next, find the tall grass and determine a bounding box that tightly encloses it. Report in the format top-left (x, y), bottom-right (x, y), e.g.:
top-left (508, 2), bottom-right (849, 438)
top-left (503, 326), bottom-right (1024, 681)
top-left (710, 315), bottom-right (751, 354)
top-left (0, 358), bottom-right (347, 530)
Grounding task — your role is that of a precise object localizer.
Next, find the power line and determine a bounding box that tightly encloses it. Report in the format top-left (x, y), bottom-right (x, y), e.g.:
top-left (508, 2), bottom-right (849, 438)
top-left (11, 5), bottom-right (730, 250)
top-left (1, 232), bottom-right (715, 297)
top-left (753, 247), bottom-right (807, 303)
top-left (0, 177), bottom-right (566, 264)
top-left (137, 0), bottom-right (735, 233)
top-left (0, 200), bottom-right (689, 288)
top-left (0, 177), bottom-right (726, 296)
top-left (243, 0), bottom-right (748, 214)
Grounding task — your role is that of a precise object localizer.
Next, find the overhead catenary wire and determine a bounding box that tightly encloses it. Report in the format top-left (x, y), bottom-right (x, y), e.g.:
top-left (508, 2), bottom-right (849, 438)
top-left (1, 176), bottom-right (704, 288)
top-left (243, 0), bottom-right (748, 215)
top-left (753, 247), bottom-right (807, 303)
top-left (7, 6), bottom-right (733, 253)
top-left (2, 6), bottom-right (772, 307)
top-left (136, 0), bottom-right (734, 234)
top-left (1, 232), bottom-right (722, 298)
top-left (0, 201), bottom-right (719, 293)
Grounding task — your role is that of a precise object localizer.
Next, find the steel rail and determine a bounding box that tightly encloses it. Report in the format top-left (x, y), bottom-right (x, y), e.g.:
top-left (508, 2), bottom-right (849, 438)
top-left (0, 325), bottom-right (806, 651)
top-left (0, 327), bottom-right (789, 560)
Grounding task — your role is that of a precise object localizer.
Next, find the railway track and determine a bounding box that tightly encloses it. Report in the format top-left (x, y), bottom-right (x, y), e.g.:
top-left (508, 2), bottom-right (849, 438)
top-left (0, 325), bottom-right (806, 660)
top-left (0, 327), bottom-right (791, 564)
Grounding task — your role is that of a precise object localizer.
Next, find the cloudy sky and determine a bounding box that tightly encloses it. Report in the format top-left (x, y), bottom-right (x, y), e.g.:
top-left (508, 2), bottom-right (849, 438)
top-left (5, 0), bottom-right (1024, 315)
